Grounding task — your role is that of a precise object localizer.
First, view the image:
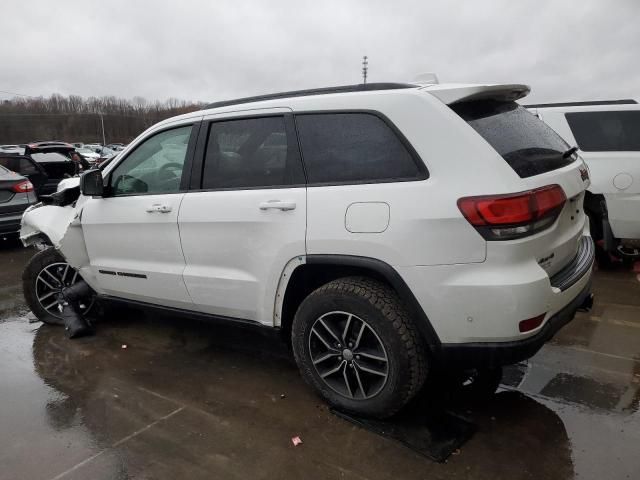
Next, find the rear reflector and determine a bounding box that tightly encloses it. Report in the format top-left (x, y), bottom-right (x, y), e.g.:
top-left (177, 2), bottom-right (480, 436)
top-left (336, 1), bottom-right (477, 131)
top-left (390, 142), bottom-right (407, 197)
top-left (458, 185), bottom-right (566, 240)
top-left (519, 314), bottom-right (546, 333)
top-left (11, 180), bottom-right (34, 193)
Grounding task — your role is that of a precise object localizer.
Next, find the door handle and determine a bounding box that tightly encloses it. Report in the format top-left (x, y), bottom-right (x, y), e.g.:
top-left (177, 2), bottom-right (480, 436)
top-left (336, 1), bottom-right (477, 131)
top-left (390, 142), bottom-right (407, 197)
top-left (259, 200), bottom-right (296, 211)
top-left (146, 204), bottom-right (172, 213)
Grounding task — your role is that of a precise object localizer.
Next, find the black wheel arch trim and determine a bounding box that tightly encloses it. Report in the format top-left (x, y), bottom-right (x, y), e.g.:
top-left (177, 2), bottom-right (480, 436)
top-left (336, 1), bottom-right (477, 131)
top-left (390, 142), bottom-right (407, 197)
top-left (304, 254), bottom-right (442, 352)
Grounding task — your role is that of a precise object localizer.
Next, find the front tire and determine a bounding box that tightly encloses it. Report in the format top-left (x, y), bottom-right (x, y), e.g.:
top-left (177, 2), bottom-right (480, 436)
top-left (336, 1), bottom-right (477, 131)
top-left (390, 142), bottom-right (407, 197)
top-left (22, 248), bottom-right (94, 325)
top-left (292, 277), bottom-right (427, 418)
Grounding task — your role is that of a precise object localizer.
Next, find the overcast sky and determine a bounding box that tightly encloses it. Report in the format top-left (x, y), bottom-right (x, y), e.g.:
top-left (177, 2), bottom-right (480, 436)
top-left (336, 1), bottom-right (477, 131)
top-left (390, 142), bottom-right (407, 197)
top-left (2, 0), bottom-right (638, 104)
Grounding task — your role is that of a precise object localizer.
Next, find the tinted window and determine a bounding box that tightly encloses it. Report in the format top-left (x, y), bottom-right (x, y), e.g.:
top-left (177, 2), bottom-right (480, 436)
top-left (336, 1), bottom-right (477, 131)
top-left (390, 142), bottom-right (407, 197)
top-left (0, 156), bottom-right (19, 172)
top-left (295, 113), bottom-right (422, 184)
top-left (19, 158), bottom-right (40, 175)
top-left (110, 125), bottom-right (192, 196)
top-left (202, 116), bottom-right (304, 189)
top-left (452, 100), bottom-right (573, 178)
top-left (566, 111), bottom-right (640, 152)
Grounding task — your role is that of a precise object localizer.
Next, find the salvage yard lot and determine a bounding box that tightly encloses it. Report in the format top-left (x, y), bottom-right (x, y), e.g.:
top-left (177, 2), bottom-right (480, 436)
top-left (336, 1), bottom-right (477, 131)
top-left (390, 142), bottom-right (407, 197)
top-left (1, 241), bottom-right (639, 480)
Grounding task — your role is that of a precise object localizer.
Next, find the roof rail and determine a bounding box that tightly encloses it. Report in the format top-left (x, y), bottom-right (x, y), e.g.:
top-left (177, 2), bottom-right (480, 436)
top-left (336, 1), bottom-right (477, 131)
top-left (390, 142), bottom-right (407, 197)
top-left (202, 83), bottom-right (418, 110)
top-left (525, 99), bottom-right (638, 108)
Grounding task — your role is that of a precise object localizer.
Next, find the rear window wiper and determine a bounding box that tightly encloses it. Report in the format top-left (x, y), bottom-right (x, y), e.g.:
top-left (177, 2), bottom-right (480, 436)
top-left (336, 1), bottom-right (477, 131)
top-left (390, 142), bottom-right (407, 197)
top-left (562, 146), bottom-right (579, 159)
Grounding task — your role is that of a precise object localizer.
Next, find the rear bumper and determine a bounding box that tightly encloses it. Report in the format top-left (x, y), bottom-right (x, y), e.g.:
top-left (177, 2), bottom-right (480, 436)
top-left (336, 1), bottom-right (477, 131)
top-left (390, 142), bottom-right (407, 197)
top-left (0, 214), bottom-right (24, 234)
top-left (439, 280), bottom-right (593, 368)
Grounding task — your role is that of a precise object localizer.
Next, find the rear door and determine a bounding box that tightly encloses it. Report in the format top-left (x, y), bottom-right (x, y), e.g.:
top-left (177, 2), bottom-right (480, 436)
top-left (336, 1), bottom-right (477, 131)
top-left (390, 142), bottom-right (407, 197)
top-left (178, 111), bottom-right (307, 324)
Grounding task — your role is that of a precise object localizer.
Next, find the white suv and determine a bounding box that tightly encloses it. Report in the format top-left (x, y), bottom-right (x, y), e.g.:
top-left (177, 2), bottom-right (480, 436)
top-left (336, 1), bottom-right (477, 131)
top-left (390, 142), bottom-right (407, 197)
top-left (20, 82), bottom-right (594, 417)
top-left (527, 100), bottom-right (640, 262)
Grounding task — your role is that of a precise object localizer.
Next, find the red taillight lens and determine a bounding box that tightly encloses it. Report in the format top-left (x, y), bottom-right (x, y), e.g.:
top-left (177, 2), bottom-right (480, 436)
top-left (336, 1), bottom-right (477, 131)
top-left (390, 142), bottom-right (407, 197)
top-left (519, 313), bottom-right (546, 333)
top-left (458, 185), bottom-right (566, 240)
top-left (11, 180), bottom-right (34, 193)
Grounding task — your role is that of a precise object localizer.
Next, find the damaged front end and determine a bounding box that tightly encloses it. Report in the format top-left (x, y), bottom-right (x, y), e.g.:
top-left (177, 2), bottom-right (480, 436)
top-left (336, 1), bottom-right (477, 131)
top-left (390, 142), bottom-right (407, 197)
top-left (20, 186), bottom-right (99, 338)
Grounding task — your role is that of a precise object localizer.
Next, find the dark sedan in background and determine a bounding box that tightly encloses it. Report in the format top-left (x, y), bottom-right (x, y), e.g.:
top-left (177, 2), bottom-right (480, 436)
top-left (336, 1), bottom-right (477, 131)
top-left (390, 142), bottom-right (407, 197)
top-left (0, 165), bottom-right (37, 238)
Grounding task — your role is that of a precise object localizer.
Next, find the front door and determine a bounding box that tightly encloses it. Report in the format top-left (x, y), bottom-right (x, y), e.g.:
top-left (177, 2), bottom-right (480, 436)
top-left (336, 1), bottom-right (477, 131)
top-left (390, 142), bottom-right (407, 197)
top-left (179, 112), bottom-right (307, 324)
top-left (81, 122), bottom-right (198, 309)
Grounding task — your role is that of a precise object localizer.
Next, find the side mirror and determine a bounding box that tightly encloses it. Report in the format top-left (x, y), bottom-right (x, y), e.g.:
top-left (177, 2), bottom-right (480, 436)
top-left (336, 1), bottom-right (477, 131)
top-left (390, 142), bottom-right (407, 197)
top-left (80, 169), bottom-right (104, 197)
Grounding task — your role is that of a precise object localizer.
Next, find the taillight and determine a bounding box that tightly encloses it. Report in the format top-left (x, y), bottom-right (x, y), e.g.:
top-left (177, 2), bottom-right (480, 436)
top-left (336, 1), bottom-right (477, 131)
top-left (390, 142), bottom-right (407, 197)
top-left (11, 180), bottom-right (34, 193)
top-left (458, 185), bottom-right (566, 240)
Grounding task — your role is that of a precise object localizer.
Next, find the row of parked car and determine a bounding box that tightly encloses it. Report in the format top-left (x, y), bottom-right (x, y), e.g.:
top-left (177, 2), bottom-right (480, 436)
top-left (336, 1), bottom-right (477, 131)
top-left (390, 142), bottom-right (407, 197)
top-left (16, 80), bottom-right (639, 418)
top-left (0, 141), bottom-right (123, 237)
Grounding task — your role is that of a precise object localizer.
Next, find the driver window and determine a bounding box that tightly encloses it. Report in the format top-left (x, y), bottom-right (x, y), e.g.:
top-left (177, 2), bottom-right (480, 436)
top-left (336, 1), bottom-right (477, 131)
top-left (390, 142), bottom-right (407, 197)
top-left (110, 125), bottom-right (193, 196)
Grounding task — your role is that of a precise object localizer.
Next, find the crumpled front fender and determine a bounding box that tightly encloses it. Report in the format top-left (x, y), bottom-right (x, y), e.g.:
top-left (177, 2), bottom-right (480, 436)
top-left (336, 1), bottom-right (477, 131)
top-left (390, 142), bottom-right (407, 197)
top-left (20, 203), bottom-right (90, 270)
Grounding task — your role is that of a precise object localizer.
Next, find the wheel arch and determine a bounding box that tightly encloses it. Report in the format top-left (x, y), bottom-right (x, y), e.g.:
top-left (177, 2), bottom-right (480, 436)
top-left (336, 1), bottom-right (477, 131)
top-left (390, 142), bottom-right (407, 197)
top-left (278, 254), bottom-right (441, 354)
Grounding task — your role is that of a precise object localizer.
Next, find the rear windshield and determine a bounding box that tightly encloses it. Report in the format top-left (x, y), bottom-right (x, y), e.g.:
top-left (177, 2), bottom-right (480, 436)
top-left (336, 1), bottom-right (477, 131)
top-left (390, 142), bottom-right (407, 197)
top-left (31, 152), bottom-right (72, 163)
top-left (565, 111), bottom-right (640, 152)
top-left (451, 100), bottom-right (574, 178)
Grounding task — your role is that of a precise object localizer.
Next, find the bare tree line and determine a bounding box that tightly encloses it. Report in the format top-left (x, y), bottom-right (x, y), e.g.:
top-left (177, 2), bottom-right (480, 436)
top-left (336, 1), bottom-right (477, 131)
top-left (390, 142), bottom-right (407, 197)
top-left (0, 94), bottom-right (203, 144)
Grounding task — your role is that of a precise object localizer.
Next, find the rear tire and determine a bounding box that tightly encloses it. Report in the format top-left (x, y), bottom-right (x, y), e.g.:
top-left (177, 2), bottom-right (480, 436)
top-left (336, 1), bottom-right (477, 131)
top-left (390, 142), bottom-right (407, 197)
top-left (22, 248), bottom-right (94, 325)
top-left (291, 276), bottom-right (427, 418)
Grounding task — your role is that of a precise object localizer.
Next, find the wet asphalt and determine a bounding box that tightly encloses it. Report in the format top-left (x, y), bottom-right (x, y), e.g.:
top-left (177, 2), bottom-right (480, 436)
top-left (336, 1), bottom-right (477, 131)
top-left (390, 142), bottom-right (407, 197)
top-left (0, 239), bottom-right (639, 480)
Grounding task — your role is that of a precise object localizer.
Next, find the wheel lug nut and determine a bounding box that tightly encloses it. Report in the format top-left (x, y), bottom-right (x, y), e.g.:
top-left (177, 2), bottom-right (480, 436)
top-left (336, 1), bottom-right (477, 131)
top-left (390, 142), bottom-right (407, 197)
top-left (348, 342), bottom-right (353, 347)
top-left (356, 355), bottom-right (360, 359)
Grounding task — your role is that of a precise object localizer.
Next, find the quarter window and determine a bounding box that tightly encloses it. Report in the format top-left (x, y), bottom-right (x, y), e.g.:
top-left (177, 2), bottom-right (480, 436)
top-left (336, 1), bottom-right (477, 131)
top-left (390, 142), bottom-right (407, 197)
top-left (295, 113), bottom-right (423, 184)
top-left (565, 111), bottom-right (640, 152)
top-left (201, 116), bottom-right (304, 189)
top-left (110, 125), bottom-right (192, 196)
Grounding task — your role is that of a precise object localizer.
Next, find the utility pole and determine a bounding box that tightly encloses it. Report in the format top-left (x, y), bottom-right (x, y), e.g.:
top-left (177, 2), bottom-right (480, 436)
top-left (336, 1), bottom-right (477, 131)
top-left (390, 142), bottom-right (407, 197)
top-left (362, 56), bottom-right (368, 84)
top-left (99, 113), bottom-right (106, 145)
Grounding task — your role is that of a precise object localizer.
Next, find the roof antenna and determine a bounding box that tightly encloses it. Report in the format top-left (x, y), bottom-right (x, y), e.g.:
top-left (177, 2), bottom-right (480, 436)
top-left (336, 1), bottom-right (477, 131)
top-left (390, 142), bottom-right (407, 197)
top-left (362, 56), bottom-right (368, 84)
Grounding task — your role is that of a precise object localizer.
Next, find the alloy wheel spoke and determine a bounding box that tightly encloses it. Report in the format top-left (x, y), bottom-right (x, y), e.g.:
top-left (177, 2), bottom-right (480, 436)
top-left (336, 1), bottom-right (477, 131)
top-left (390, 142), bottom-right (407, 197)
top-left (43, 269), bottom-right (62, 286)
top-left (318, 318), bottom-right (343, 346)
top-left (311, 328), bottom-right (340, 353)
top-left (37, 291), bottom-right (57, 302)
top-left (352, 363), bottom-right (366, 398)
top-left (353, 323), bottom-right (366, 350)
top-left (341, 314), bottom-right (353, 342)
top-left (342, 363), bottom-right (354, 398)
top-left (43, 299), bottom-right (60, 311)
top-left (354, 350), bottom-right (387, 362)
top-left (312, 352), bottom-right (340, 365)
top-left (37, 276), bottom-right (57, 291)
top-left (61, 264), bottom-right (70, 284)
top-left (354, 361), bottom-right (387, 377)
top-left (320, 360), bottom-right (346, 379)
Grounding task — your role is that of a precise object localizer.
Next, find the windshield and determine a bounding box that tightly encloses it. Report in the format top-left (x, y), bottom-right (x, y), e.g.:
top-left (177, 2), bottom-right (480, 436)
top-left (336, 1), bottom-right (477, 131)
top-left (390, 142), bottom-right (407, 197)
top-left (451, 100), bottom-right (575, 178)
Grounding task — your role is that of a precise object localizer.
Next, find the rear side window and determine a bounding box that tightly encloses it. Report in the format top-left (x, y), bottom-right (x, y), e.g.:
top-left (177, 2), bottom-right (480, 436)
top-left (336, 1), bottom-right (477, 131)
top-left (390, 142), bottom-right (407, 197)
top-left (565, 111), bottom-right (640, 152)
top-left (295, 113), bottom-right (424, 184)
top-left (202, 116), bottom-right (304, 189)
top-left (452, 100), bottom-right (573, 178)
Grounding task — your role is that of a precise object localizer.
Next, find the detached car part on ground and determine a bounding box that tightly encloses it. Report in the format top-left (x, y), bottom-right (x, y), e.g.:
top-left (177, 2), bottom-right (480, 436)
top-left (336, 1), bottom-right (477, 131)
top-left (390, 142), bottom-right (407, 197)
top-left (20, 81), bottom-right (595, 418)
top-left (528, 100), bottom-right (640, 264)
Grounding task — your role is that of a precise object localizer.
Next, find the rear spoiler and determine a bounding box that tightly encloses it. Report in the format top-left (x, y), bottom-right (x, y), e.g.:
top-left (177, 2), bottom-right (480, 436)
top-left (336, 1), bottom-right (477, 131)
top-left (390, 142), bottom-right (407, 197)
top-left (421, 83), bottom-right (530, 105)
top-left (24, 145), bottom-right (75, 156)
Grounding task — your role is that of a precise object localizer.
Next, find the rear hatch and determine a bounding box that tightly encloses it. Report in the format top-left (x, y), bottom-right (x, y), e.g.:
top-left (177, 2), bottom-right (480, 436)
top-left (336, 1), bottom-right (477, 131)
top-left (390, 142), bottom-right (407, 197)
top-left (30, 151), bottom-right (77, 179)
top-left (449, 98), bottom-right (590, 278)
